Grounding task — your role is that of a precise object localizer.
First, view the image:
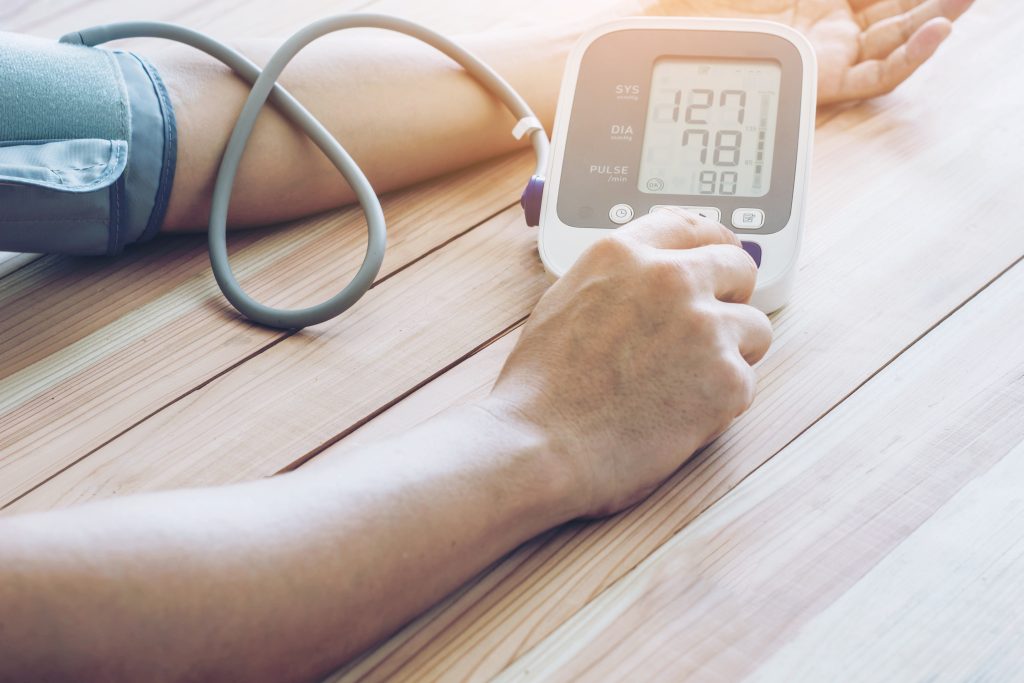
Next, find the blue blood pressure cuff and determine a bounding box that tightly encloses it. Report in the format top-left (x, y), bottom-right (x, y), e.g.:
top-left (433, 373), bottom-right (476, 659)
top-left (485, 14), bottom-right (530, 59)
top-left (0, 33), bottom-right (176, 255)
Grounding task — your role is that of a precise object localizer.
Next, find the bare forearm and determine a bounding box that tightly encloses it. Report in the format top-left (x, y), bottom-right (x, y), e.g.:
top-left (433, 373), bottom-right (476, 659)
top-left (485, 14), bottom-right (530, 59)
top-left (148, 23), bottom-right (580, 231)
top-left (0, 402), bottom-right (574, 682)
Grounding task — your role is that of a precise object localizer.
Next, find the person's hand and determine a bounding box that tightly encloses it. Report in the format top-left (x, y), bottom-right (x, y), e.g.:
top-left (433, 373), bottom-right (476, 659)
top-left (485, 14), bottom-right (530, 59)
top-left (488, 209), bottom-right (772, 518)
top-left (645, 0), bottom-right (974, 105)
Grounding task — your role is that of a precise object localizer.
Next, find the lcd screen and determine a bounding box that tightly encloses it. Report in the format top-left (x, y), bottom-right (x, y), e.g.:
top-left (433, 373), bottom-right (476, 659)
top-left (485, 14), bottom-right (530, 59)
top-left (638, 58), bottom-right (782, 198)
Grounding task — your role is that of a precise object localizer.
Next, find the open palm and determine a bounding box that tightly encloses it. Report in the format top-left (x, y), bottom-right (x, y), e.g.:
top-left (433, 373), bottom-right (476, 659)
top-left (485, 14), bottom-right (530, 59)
top-left (651, 0), bottom-right (973, 105)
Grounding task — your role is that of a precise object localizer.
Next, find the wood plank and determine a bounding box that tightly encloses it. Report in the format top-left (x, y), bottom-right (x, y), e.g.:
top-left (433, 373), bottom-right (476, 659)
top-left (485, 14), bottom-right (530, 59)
top-left (0, 151), bottom-right (534, 505)
top-left (329, 329), bottom-right (524, 453)
top-left (496, 260), bottom-right (1024, 682)
top-left (747, 441), bottom-right (1024, 682)
top-left (0, 253), bottom-right (37, 280)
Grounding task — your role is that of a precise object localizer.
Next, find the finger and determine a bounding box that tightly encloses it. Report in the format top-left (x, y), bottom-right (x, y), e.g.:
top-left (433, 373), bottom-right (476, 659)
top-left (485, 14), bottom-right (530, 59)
top-left (841, 18), bottom-right (951, 101)
top-left (618, 206), bottom-right (740, 250)
top-left (859, 0), bottom-right (971, 28)
top-left (723, 302), bottom-right (773, 365)
top-left (859, 0), bottom-right (968, 60)
top-left (848, 0), bottom-right (902, 11)
top-left (679, 244), bottom-right (759, 304)
top-left (857, 0), bottom-right (922, 26)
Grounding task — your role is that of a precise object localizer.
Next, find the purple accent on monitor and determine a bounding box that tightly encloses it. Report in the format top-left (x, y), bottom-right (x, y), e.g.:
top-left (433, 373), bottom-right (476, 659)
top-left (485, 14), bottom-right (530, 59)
top-left (521, 175), bottom-right (544, 227)
top-left (741, 241), bottom-right (762, 268)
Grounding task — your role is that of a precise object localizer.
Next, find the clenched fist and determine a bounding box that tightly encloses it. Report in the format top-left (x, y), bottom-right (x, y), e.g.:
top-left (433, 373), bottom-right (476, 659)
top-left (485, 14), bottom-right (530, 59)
top-left (490, 208), bottom-right (772, 518)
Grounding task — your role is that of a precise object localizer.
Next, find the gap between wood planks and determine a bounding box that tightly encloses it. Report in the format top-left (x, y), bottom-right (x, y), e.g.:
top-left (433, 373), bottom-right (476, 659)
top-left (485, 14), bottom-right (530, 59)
top-left (677, 252), bottom-right (1024, 526)
top-left (278, 314), bottom-right (528, 474)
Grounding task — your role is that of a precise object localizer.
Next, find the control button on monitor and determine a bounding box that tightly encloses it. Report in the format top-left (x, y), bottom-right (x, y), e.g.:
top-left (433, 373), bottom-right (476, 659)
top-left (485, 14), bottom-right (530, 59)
top-left (609, 203), bottom-right (635, 224)
top-left (741, 241), bottom-right (763, 268)
top-left (732, 208), bottom-right (766, 229)
top-left (650, 205), bottom-right (722, 223)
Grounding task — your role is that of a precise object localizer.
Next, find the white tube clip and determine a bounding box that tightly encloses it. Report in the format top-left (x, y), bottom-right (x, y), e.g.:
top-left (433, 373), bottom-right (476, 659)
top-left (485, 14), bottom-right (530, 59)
top-left (512, 116), bottom-right (543, 140)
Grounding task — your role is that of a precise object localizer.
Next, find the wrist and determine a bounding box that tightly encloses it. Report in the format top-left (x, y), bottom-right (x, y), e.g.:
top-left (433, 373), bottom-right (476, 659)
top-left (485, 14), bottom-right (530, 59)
top-left (468, 397), bottom-right (585, 527)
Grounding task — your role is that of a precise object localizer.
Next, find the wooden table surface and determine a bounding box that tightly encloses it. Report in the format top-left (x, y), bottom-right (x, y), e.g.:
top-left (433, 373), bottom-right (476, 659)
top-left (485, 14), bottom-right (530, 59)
top-left (2, 1), bottom-right (1022, 681)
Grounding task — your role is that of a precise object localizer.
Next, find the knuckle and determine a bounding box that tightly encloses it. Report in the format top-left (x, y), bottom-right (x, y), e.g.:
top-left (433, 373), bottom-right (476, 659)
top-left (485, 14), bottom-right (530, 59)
top-left (717, 223), bottom-right (741, 246)
top-left (648, 256), bottom-right (704, 297)
top-left (657, 206), bottom-right (718, 241)
top-left (755, 308), bottom-right (773, 336)
top-left (684, 301), bottom-right (719, 338)
top-left (750, 308), bottom-right (774, 345)
top-left (874, 63), bottom-right (898, 95)
top-left (737, 248), bottom-right (760, 286)
top-left (645, 257), bottom-right (687, 291)
top-left (694, 246), bottom-right (755, 295)
top-left (721, 358), bottom-right (756, 408)
top-left (900, 14), bottom-right (914, 41)
top-left (657, 205), bottom-right (704, 230)
top-left (723, 244), bottom-right (758, 280)
top-left (586, 234), bottom-right (636, 264)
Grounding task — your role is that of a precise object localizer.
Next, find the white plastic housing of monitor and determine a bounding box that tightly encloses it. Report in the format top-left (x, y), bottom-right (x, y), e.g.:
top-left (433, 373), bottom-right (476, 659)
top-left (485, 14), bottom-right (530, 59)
top-left (537, 17), bottom-right (817, 313)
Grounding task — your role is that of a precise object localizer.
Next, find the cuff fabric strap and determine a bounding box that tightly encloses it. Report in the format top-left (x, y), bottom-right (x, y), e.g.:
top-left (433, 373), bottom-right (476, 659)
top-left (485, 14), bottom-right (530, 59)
top-left (0, 33), bottom-right (177, 256)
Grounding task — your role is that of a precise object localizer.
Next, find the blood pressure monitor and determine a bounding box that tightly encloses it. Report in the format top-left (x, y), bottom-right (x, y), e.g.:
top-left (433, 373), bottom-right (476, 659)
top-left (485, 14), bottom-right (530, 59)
top-left (533, 18), bottom-right (817, 312)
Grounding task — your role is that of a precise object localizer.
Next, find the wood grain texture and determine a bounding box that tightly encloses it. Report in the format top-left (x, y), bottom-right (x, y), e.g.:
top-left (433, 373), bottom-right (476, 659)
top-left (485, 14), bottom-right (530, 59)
top-left (496, 260), bottom-right (1024, 682)
top-left (0, 253), bottom-right (37, 280)
top-left (747, 440), bottom-right (1024, 683)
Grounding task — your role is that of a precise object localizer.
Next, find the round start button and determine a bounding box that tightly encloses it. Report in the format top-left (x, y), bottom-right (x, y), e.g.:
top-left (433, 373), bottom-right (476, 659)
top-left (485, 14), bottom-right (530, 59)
top-left (609, 203), bottom-right (634, 224)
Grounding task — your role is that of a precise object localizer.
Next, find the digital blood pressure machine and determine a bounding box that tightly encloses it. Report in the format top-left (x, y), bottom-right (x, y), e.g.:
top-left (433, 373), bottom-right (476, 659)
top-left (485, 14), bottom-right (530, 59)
top-left (531, 18), bottom-right (817, 313)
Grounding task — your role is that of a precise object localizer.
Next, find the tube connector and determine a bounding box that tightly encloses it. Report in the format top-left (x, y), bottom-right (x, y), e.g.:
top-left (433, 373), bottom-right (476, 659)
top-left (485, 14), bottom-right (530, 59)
top-left (521, 175), bottom-right (544, 227)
